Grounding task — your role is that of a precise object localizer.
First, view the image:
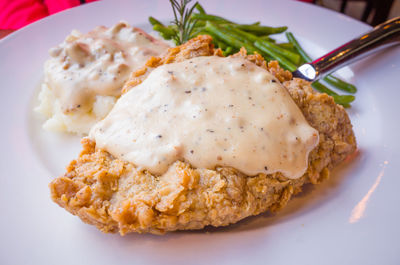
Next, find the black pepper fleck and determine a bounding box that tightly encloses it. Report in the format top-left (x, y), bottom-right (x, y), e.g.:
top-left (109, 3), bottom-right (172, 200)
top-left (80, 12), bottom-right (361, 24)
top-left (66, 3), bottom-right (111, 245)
top-left (156, 135), bottom-right (162, 138)
top-left (185, 90), bottom-right (191, 94)
top-left (271, 79), bottom-right (277, 83)
top-left (264, 166), bottom-right (268, 170)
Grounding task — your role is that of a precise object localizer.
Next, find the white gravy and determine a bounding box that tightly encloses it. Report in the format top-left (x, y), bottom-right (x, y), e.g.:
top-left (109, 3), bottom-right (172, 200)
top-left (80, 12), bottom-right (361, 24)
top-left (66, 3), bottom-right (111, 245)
top-left (90, 56), bottom-right (319, 179)
top-left (44, 22), bottom-right (169, 114)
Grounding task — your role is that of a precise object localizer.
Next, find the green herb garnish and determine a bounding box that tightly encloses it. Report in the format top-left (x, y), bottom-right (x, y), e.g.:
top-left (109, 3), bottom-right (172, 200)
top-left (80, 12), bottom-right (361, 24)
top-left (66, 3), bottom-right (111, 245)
top-left (169, 0), bottom-right (199, 45)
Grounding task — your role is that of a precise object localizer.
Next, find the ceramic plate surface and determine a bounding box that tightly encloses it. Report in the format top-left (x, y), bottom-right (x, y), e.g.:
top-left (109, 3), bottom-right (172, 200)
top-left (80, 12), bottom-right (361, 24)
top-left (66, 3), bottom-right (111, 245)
top-left (1, 0), bottom-right (399, 264)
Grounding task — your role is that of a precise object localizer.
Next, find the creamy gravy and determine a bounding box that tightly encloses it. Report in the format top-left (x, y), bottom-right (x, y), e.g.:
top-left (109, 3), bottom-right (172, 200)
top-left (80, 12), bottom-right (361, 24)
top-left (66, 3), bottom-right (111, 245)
top-left (90, 56), bottom-right (319, 179)
top-left (44, 22), bottom-right (169, 114)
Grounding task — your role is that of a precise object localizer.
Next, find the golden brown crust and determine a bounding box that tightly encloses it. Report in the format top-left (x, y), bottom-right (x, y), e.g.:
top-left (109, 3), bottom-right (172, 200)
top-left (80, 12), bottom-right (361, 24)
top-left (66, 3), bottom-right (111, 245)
top-left (232, 48), bottom-right (293, 83)
top-left (50, 35), bottom-right (357, 235)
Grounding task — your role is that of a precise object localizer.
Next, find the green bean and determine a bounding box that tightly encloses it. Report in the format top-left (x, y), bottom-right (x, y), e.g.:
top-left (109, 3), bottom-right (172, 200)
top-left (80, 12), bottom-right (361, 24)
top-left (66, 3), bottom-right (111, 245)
top-left (192, 30), bottom-right (208, 36)
top-left (191, 27), bottom-right (208, 36)
top-left (311, 81), bottom-right (339, 96)
top-left (207, 22), bottom-right (276, 60)
top-left (167, 24), bottom-right (178, 30)
top-left (254, 41), bottom-right (297, 71)
top-left (153, 24), bottom-right (176, 39)
top-left (193, 29), bottom-right (227, 49)
top-left (158, 32), bottom-right (168, 40)
top-left (235, 25), bottom-right (288, 35)
top-left (278, 43), bottom-right (294, 50)
top-left (218, 26), bottom-right (273, 59)
top-left (205, 22), bottom-right (256, 53)
top-left (333, 100), bottom-right (351, 108)
top-left (224, 25), bottom-right (258, 42)
top-left (149, 16), bottom-right (163, 26)
top-left (149, 17), bottom-right (178, 41)
top-left (285, 32), bottom-right (312, 62)
top-left (216, 40), bottom-right (227, 50)
top-left (286, 32), bottom-right (357, 93)
top-left (223, 46), bottom-right (234, 56)
top-left (277, 43), bottom-right (297, 54)
top-left (259, 35), bottom-right (276, 42)
top-left (191, 13), bottom-right (234, 23)
top-left (193, 20), bottom-right (206, 28)
top-left (312, 81), bottom-right (355, 106)
top-left (217, 24), bottom-right (276, 60)
top-left (257, 40), bottom-right (301, 65)
top-left (195, 3), bottom-right (206, 14)
top-left (323, 75), bottom-right (357, 93)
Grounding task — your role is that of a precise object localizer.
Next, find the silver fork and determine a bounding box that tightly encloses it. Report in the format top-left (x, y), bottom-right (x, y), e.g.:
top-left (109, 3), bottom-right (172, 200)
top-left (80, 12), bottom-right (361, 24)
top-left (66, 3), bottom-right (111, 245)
top-left (292, 16), bottom-right (400, 82)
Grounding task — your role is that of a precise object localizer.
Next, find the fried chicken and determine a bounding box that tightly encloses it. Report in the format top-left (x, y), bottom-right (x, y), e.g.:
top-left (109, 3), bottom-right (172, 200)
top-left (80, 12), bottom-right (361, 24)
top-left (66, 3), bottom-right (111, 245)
top-left (49, 35), bottom-right (356, 235)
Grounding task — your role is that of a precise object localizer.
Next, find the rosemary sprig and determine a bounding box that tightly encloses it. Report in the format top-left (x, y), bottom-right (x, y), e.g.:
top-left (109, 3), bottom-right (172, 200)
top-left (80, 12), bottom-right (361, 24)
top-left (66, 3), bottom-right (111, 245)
top-left (170, 0), bottom-right (199, 45)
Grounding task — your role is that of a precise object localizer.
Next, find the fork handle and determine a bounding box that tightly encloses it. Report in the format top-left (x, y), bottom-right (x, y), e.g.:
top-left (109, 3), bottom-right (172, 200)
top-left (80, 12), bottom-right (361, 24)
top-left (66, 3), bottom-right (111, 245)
top-left (311, 16), bottom-right (400, 78)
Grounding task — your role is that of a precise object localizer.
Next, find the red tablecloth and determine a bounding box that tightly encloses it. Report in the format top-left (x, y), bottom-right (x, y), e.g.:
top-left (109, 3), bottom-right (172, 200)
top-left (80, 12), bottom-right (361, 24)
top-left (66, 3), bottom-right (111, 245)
top-left (0, 0), bottom-right (98, 30)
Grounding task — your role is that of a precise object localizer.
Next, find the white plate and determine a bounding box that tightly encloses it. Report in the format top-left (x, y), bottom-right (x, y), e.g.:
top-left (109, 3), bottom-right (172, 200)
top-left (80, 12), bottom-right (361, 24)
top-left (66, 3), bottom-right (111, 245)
top-left (1, 0), bottom-right (399, 264)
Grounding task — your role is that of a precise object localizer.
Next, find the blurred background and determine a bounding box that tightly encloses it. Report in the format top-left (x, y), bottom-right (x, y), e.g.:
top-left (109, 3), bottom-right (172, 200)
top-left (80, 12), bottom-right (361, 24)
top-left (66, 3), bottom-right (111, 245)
top-left (317, 0), bottom-right (400, 26)
top-left (1, 0), bottom-right (399, 38)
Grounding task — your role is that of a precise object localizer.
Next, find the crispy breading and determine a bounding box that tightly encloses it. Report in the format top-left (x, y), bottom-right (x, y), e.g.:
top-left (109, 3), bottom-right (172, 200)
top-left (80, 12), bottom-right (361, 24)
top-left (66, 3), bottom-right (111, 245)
top-left (50, 36), bottom-right (356, 235)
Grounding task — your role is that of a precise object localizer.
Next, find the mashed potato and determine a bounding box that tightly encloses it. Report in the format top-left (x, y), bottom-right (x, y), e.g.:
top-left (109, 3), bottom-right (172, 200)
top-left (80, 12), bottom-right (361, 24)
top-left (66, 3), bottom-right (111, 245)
top-left (36, 83), bottom-right (117, 133)
top-left (36, 22), bottom-right (170, 134)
